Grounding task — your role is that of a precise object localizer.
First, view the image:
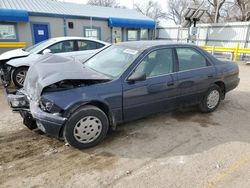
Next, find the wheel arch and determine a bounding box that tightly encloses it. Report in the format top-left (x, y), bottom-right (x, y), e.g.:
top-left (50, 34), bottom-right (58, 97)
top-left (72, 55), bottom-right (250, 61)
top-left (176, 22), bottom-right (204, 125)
top-left (59, 100), bottom-right (116, 138)
top-left (12, 66), bottom-right (30, 87)
top-left (214, 81), bottom-right (226, 99)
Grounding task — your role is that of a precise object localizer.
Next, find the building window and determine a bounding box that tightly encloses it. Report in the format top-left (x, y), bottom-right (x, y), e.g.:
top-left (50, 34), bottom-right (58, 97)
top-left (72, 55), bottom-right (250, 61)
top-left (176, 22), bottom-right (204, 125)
top-left (84, 27), bottom-right (101, 40)
top-left (127, 30), bottom-right (139, 41)
top-left (140, 29), bottom-right (148, 40)
top-left (0, 24), bottom-right (17, 40)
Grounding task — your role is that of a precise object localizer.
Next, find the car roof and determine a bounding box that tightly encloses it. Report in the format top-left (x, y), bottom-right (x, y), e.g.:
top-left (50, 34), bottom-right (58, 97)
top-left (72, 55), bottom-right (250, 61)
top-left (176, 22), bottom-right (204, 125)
top-left (48, 37), bottom-right (110, 45)
top-left (115, 40), bottom-right (196, 50)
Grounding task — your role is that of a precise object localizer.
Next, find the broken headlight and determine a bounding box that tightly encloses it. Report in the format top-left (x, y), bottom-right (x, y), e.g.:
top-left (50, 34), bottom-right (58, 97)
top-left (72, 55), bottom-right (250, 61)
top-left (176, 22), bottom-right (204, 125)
top-left (39, 97), bottom-right (62, 114)
top-left (8, 94), bottom-right (29, 108)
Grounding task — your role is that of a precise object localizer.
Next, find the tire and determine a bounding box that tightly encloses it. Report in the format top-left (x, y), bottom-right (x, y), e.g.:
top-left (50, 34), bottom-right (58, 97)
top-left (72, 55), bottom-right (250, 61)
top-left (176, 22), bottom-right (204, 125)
top-left (63, 105), bottom-right (109, 149)
top-left (12, 67), bottom-right (29, 88)
top-left (199, 85), bottom-right (222, 113)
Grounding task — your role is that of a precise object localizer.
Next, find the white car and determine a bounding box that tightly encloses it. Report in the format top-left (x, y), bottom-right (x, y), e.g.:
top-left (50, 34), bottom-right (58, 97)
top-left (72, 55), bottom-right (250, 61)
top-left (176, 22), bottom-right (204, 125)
top-left (0, 37), bottom-right (110, 88)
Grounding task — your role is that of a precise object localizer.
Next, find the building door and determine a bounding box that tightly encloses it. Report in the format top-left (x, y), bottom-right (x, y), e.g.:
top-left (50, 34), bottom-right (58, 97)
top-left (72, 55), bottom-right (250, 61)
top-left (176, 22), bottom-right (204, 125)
top-left (32, 23), bottom-right (49, 44)
top-left (112, 27), bottom-right (122, 43)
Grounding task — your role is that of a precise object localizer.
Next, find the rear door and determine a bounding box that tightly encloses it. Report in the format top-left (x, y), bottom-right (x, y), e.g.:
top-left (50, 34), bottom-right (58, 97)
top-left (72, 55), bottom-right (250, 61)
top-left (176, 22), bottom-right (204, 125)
top-left (175, 47), bottom-right (216, 105)
top-left (122, 47), bottom-right (178, 121)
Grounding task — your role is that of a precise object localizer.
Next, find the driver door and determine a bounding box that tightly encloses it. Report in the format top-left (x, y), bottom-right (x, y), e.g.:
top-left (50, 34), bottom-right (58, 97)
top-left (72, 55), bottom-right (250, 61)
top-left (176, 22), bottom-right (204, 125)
top-left (122, 48), bottom-right (178, 121)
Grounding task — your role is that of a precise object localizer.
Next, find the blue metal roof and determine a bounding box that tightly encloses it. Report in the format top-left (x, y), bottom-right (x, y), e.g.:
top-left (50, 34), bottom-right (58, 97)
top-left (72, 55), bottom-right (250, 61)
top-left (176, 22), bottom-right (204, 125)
top-left (0, 9), bottom-right (29, 22)
top-left (108, 17), bottom-right (155, 29)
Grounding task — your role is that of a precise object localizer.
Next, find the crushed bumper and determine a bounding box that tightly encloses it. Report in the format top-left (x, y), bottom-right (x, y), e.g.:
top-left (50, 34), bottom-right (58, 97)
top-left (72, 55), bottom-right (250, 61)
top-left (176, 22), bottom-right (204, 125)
top-left (7, 91), bottom-right (67, 137)
top-left (0, 66), bottom-right (12, 87)
top-left (29, 101), bottom-right (67, 137)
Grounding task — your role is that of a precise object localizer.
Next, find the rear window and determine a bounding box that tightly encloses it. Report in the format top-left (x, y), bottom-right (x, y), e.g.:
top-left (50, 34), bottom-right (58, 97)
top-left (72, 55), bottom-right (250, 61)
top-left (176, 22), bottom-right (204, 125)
top-left (77, 40), bottom-right (104, 51)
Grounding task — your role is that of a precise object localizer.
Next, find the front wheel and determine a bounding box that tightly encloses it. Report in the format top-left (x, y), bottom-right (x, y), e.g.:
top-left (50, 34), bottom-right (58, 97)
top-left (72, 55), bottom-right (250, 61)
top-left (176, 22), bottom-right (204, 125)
top-left (199, 85), bottom-right (222, 113)
top-left (12, 67), bottom-right (29, 88)
top-left (63, 105), bottom-right (109, 149)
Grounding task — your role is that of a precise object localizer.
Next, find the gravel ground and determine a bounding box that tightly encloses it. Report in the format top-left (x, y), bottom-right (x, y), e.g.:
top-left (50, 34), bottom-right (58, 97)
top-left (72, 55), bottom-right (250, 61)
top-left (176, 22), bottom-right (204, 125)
top-left (0, 62), bottom-right (250, 188)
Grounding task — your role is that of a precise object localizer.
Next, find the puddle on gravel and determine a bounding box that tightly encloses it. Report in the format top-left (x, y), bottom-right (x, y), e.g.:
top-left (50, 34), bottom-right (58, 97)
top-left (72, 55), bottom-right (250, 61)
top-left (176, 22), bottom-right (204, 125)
top-left (171, 110), bottom-right (221, 128)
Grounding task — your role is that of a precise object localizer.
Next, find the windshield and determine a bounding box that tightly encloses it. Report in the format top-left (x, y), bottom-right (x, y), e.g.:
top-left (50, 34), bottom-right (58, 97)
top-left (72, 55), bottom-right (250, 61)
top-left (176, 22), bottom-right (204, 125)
top-left (84, 45), bottom-right (140, 77)
top-left (23, 39), bottom-right (53, 53)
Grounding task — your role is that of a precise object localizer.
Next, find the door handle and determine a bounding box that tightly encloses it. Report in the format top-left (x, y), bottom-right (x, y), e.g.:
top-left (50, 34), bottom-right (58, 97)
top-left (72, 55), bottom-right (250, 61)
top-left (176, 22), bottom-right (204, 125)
top-left (207, 75), bottom-right (213, 78)
top-left (167, 81), bottom-right (174, 86)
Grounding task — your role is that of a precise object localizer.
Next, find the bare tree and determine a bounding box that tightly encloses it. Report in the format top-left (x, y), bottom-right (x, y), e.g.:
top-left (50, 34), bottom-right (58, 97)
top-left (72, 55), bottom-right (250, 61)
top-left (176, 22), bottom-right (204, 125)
top-left (166, 0), bottom-right (249, 24)
top-left (135, 1), bottom-right (166, 22)
top-left (166, 0), bottom-right (200, 25)
top-left (235, 0), bottom-right (250, 21)
top-left (206, 0), bottom-right (226, 23)
top-left (87, 0), bottom-right (118, 7)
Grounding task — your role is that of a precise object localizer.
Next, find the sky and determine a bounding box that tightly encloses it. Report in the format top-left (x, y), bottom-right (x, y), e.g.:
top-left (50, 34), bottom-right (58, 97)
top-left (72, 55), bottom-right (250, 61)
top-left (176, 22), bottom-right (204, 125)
top-left (59, 0), bottom-right (172, 26)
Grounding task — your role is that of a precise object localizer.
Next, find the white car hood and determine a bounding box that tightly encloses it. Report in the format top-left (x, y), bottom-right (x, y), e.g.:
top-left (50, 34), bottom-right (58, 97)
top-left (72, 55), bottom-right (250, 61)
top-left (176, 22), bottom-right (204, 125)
top-left (6, 54), bottom-right (41, 67)
top-left (0, 48), bottom-right (30, 61)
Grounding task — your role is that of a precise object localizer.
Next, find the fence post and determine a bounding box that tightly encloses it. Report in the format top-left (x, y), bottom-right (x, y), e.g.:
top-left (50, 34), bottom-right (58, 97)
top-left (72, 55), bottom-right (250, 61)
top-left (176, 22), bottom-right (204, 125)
top-left (212, 46), bottom-right (215, 55)
top-left (234, 43), bottom-right (240, 61)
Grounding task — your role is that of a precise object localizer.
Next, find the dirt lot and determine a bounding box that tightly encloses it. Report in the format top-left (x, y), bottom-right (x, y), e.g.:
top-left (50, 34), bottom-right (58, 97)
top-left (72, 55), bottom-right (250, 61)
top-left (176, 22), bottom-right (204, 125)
top-left (1, 62), bottom-right (250, 188)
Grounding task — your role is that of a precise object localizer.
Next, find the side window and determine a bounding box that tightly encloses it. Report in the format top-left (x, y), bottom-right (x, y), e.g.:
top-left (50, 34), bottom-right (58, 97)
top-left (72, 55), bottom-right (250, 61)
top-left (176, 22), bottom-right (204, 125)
top-left (77, 40), bottom-right (104, 51)
top-left (134, 48), bottom-right (173, 78)
top-left (176, 48), bottom-right (207, 71)
top-left (48, 40), bottom-right (74, 53)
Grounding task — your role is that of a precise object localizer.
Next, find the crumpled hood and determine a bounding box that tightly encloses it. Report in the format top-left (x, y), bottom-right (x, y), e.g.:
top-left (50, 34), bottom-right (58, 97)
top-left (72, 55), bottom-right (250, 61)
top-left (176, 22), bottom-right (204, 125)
top-left (23, 53), bottom-right (111, 101)
top-left (0, 48), bottom-right (29, 61)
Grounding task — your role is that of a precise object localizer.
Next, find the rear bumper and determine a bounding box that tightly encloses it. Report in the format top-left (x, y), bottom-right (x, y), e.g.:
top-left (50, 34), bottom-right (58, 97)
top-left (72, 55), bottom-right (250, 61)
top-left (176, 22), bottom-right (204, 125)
top-left (7, 91), bottom-right (67, 137)
top-left (226, 77), bottom-right (240, 93)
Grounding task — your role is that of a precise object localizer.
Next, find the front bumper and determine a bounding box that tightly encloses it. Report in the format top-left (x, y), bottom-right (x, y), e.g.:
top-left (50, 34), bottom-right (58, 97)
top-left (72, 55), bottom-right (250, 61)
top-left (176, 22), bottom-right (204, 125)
top-left (30, 101), bottom-right (67, 137)
top-left (0, 65), bottom-right (12, 87)
top-left (7, 91), bottom-right (67, 137)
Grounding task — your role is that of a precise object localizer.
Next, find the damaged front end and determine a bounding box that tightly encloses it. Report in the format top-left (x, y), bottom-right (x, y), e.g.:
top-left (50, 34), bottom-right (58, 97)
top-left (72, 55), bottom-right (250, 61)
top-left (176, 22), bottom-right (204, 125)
top-left (7, 88), bottom-right (67, 135)
top-left (0, 61), bottom-right (12, 87)
top-left (6, 54), bottom-right (112, 137)
top-left (6, 89), bottom-right (37, 130)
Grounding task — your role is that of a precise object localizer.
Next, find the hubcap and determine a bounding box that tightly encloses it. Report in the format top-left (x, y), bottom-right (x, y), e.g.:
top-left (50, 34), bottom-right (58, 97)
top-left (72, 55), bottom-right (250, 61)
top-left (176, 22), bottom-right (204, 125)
top-left (207, 90), bottom-right (220, 109)
top-left (73, 116), bottom-right (102, 144)
top-left (16, 70), bottom-right (27, 86)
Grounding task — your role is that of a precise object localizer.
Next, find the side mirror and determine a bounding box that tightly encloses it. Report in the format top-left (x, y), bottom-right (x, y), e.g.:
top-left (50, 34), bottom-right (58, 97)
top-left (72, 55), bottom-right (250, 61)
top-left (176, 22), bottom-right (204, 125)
top-left (42, 49), bottom-right (51, 54)
top-left (127, 72), bottom-right (146, 83)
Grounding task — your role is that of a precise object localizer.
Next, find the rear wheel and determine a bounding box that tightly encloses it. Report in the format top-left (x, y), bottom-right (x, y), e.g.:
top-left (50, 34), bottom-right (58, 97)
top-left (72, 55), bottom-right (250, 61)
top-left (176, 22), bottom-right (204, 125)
top-left (13, 67), bottom-right (29, 88)
top-left (63, 105), bottom-right (109, 149)
top-left (199, 85), bottom-right (222, 113)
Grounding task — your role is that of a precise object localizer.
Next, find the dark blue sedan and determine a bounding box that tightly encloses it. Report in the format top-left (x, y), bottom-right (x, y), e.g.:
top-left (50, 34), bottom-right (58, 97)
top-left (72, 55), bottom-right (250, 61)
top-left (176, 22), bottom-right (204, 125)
top-left (7, 41), bottom-right (240, 149)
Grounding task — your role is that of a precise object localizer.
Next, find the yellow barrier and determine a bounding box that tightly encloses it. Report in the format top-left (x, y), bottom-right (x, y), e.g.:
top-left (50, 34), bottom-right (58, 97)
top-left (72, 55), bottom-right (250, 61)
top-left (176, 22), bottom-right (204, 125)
top-left (0, 42), bottom-right (26, 48)
top-left (200, 43), bottom-right (250, 61)
top-left (0, 42), bottom-right (249, 61)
